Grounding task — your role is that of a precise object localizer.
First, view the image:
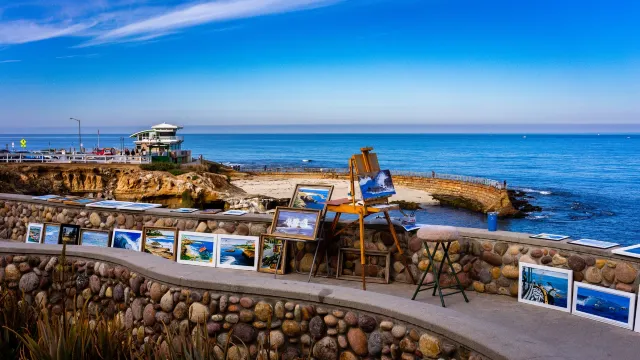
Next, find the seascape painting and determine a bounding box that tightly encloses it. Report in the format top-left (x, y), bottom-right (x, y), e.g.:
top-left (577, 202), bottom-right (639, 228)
top-left (43, 224), bottom-right (61, 245)
top-left (111, 229), bottom-right (143, 252)
top-left (612, 245), bottom-right (640, 259)
top-left (25, 223), bottom-right (43, 244)
top-left (258, 235), bottom-right (286, 274)
top-left (216, 235), bottom-right (258, 271)
top-left (272, 208), bottom-right (321, 241)
top-left (143, 227), bottom-right (178, 261)
top-left (80, 230), bottom-right (111, 247)
top-left (572, 282), bottom-right (636, 329)
top-left (358, 170), bottom-right (396, 200)
top-left (569, 239), bottom-right (619, 249)
top-left (177, 231), bottom-right (216, 267)
top-left (59, 224), bottom-right (80, 245)
top-left (87, 200), bottom-right (134, 209)
top-left (530, 233), bottom-right (570, 241)
top-left (518, 263), bottom-right (572, 312)
top-left (118, 203), bottom-right (162, 211)
top-left (290, 184), bottom-right (333, 211)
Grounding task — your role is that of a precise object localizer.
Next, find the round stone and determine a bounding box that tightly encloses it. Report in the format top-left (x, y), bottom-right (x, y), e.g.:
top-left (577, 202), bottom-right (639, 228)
top-left (239, 297), bottom-right (254, 308)
top-left (155, 311), bottom-right (171, 325)
top-left (313, 336), bottom-right (339, 360)
top-left (379, 321), bottom-right (393, 331)
top-left (530, 249), bottom-right (543, 258)
top-left (615, 263), bottom-right (638, 284)
top-left (391, 325), bottom-right (406, 339)
top-left (400, 337), bottom-right (417, 352)
top-left (324, 314), bottom-right (338, 327)
top-left (4, 264), bottom-right (20, 282)
top-left (233, 323), bottom-right (257, 343)
top-left (18, 272), bottom-right (39, 293)
top-left (501, 265), bottom-right (519, 279)
top-left (309, 316), bottom-right (327, 339)
top-left (540, 255), bottom-right (552, 265)
top-left (552, 254), bottom-right (567, 266)
top-left (239, 309), bottom-right (254, 323)
top-left (358, 314), bottom-right (376, 332)
top-left (585, 267), bottom-right (603, 284)
top-left (419, 334), bottom-right (441, 358)
top-left (568, 255), bottom-right (586, 272)
top-left (227, 345), bottom-right (248, 360)
top-left (368, 331), bottom-right (383, 355)
top-left (347, 328), bottom-right (368, 356)
top-left (254, 301), bottom-right (273, 322)
top-left (143, 304), bottom-right (156, 326)
top-left (344, 311), bottom-right (357, 326)
top-left (494, 242), bottom-right (509, 256)
top-left (189, 302), bottom-right (210, 323)
top-left (269, 330), bottom-right (285, 349)
top-left (150, 283), bottom-right (163, 302)
top-left (173, 302), bottom-right (187, 320)
top-left (282, 320), bottom-right (301, 337)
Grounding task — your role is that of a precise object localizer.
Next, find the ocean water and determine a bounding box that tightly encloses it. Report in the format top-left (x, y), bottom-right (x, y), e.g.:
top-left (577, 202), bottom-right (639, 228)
top-left (2, 133), bottom-right (639, 245)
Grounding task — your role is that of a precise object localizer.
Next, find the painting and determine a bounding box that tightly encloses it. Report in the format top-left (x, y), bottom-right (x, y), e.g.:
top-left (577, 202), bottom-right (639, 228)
top-left (612, 244), bottom-right (640, 259)
top-left (32, 195), bottom-right (60, 201)
top-left (258, 235), bottom-right (287, 274)
top-left (177, 231), bottom-right (217, 267)
top-left (42, 223), bottom-right (61, 245)
top-left (271, 207), bottom-right (321, 241)
top-left (117, 203), bottom-right (163, 211)
top-left (87, 200), bottom-right (134, 209)
top-left (569, 239), bottom-right (619, 249)
top-left (63, 198), bottom-right (98, 206)
top-left (529, 233), bottom-right (570, 241)
top-left (111, 229), bottom-right (143, 252)
top-left (289, 184), bottom-right (334, 212)
top-left (142, 227), bottom-right (178, 261)
top-left (358, 169), bottom-right (396, 200)
top-left (58, 224), bottom-right (80, 245)
top-left (221, 210), bottom-right (247, 216)
top-left (25, 223), bottom-right (43, 244)
top-left (216, 235), bottom-right (258, 271)
top-left (80, 229), bottom-right (111, 247)
top-left (518, 263), bottom-right (572, 312)
top-left (171, 208), bottom-right (199, 213)
top-left (572, 282), bottom-right (636, 330)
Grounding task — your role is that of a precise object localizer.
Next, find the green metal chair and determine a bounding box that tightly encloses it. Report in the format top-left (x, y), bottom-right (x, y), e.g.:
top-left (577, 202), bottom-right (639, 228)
top-left (411, 225), bottom-right (469, 307)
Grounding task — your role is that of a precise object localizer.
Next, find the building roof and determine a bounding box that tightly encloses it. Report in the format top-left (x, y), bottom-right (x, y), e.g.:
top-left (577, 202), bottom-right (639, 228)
top-left (151, 123), bottom-right (183, 130)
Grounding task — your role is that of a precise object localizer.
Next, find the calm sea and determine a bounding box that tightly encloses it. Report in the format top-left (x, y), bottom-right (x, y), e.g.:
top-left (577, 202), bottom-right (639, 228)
top-left (2, 133), bottom-right (638, 245)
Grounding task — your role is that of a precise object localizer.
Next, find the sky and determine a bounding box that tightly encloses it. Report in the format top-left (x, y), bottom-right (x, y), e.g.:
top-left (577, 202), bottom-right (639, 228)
top-left (0, 0), bottom-right (639, 133)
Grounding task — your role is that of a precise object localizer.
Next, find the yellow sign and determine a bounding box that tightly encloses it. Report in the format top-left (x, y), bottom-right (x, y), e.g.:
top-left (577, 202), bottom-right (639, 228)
top-left (20, 139), bottom-right (27, 148)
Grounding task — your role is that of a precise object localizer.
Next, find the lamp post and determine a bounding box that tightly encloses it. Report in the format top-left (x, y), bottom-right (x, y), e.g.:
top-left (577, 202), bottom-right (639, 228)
top-left (70, 118), bottom-right (82, 152)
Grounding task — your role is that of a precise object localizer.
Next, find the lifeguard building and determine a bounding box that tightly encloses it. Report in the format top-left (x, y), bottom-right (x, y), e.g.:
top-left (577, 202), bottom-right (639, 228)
top-left (130, 123), bottom-right (191, 164)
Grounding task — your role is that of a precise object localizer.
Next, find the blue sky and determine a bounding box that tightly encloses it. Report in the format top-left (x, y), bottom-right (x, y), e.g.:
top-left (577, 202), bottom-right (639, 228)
top-left (0, 0), bottom-right (639, 133)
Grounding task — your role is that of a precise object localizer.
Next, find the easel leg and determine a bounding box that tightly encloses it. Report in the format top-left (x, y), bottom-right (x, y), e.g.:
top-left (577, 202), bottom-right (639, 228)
top-left (384, 211), bottom-right (416, 285)
top-left (274, 240), bottom-right (285, 279)
top-left (359, 213), bottom-right (366, 291)
top-left (308, 239), bottom-right (321, 283)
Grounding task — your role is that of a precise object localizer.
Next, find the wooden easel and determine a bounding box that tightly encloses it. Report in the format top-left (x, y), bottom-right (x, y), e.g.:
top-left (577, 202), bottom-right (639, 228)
top-left (323, 147), bottom-right (416, 290)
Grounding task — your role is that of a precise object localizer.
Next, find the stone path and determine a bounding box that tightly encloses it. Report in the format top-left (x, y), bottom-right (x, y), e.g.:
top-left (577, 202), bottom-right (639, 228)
top-left (279, 272), bottom-right (640, 360)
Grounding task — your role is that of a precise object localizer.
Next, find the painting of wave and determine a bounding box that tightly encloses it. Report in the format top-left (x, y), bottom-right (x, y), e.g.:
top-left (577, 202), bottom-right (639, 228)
top-left (143, 227), bottom-right (177, 261)
top-left (573, 283), bottom-right (634, 328)
top-left (217, 236), bottom-right (258, 270)
top-left (111, 229), bottom-right (142, 251)
top-left (177, 231), bottom-right (216, 267)
top-left (43, 224), bottom-right (60, 245)
top-left (291, 185), bottom-right (332, 211)
top-left (26, 223), bottom-right (43, 244)
top-left (81, 230), bottom-right (110, 247)
top-left (358, 170), bottom-right (396, 200)
top-left (518, 263), bottom-right (572, 312)
top-left (273, 209), bottom-right (320, 240)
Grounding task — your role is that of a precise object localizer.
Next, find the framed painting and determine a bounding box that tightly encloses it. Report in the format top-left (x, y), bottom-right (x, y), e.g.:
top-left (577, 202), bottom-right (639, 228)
top-left (111, 229), bottom-right (143, 252)
top-left (25, 223), bottom-right (44, 244)
top-left (612, 244), bottom-right (640, 259)
top-left (358, 170), bottom-right (396, 200)
top-left (58, 224), bottom-right (81, 245)
top-left (337, 248), bottom-right (390, 284)
top-left (87, 200), bottom-right (134, 209)
top-left (42, 223), bottom-right (61, 245)
top-left (569, 239), bottom-right (619, 249)
top-left (518, 262), bottom-right (572, 312)
top-left (221, 210), bottom-right (247, 216)
top-left (529, 233), bottom-right (570, 241)
top-left (31, 195), bottom-right (60, 201)
top-left (270, 207), bottom-right (322, 241)
top-left (216, 235), bottom-right (259, 271)
top-left (177, 231), bottom-right (217, 267)
top-left (572, 282), bottom-right (636, 330)
top-left (258, 235), bottom-right (287, 274)
top-left (289, 184), bottom-right (334, 212)
top-left (142, 227), bottom-right (178, 261)
top-left (80, 229), bottom-right (111, 247)
top-left (117, 203), bottom-right (163, 211)
top-left (63, 198), bottom-right (98, 206)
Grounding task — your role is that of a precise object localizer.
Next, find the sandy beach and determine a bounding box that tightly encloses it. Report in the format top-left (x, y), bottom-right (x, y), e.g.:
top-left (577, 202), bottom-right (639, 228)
top-left (232, 177), bottom-right (439, 205)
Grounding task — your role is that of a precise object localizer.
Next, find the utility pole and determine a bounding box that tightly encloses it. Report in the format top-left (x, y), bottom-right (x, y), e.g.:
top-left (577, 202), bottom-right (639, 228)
top-left (70, 118), bottom-right (82, 152)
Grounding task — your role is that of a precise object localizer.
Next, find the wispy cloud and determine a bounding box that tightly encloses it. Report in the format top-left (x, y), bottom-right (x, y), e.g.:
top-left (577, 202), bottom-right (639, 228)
top-left (0, 0), bottom-right (340, 47)
top-left (0, 59), bottom-right (22, 63)
top-left (55, 53), bottom-right (100, 59)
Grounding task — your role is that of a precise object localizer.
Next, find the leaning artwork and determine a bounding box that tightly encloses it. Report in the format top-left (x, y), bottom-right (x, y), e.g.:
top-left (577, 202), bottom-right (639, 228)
top-left (80, 229), bottom-right (111, 247)
top-left (289, 184), bottom-right (334, 212)
top-left (217, 235), bottom-right (258, 271)
top-left (58, 224), bottom-right (81, 245)
top-left (572, 282), bottom-right (636, 330)
top-left (25, 223), bottom-right (44, 244)
top-left (529, 233), bottom-right (570, 241)
top-left (612, 244), bottom-right (640, 259)
top-left (142, 227), bottom-right (178, 261)
top-left (42, 223), bottom-right (61, 245)
top-left (177, 231), bottom-right (217, 267)
top-left (258, 235), bottom-right (287, 274)
top-left (111, 229), bottom-right (143, 252)
top-left (358, 170), bottom-right (396, 200)
top-left (270, 207), bottom-right (321, 241)
top-left (518, 263), bottom-right (572, 312)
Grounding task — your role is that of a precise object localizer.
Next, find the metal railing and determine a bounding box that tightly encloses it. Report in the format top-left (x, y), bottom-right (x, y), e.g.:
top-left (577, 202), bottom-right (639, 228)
top-left (0, 153), bottom-right (151, 164)
top-left (240, 166), bottom-right (505, 189)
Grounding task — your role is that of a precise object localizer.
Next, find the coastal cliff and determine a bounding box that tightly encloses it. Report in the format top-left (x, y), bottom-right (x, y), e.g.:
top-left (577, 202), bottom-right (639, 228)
top-left (0, 164), bottom-right (245, 208)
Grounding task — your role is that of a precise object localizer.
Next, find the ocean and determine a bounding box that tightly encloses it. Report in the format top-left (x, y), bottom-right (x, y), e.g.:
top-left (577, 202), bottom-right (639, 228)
top-left (2, 133), bottom-right (638, 245)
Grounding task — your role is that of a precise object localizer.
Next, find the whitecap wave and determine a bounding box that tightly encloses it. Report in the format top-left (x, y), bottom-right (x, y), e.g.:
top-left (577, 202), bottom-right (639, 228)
top-left (221, 256), bottom-right (236, 265)
top-left (520, 188), bottom-right (552, 195)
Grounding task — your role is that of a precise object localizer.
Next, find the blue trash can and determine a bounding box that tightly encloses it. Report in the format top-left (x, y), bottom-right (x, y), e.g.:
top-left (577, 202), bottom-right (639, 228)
top-left (487, 212), bottom-right (498, 232)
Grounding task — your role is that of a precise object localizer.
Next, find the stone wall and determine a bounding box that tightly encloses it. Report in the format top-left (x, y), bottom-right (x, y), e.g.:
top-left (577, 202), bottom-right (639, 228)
top-left (0, 247), bottom-right (490, 360)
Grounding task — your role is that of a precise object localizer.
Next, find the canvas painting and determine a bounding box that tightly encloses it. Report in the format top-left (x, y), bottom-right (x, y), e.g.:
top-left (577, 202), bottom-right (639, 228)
top-left (25, 223), bottom-right (43, 244)
top-left (143, 227), bottom-right (178, 261)
top-left (32, 195), bottom-right (60, 201)
top-left (358, 170), bottom-right (396, 200)
top-left (177, 231), bottom-right (217, 267)
top-left (216, 235), bottom-right (258, 271)
top-left (529, 233), bottom-right (570, 241)
top-left (573, 282), bottom-right (636, 330)
top-left (42, 223), bottom-right (61, 245)
top-left (118, 203), bottom-right (162, 211)
top-left (518, 263), bottom-right (572, 312)
top-left (258, 235), bottom-right (286, 274)
top-left (612, 245), bottom-right (640, 259)
top-left (63, 198), bottom-right (98, 206)
top-left (221, 210), bottom-right (247, 216)
top-left (569, 239), bottom-right (619, 249)
top-left (59, 224), bottom-right (80, 245)
top-left (111, 229), bottom-right (143, 252)
top-left (87, 200), bottom-right (134, 209)
top-left (289, 184), bottom-right (334, 211)
top-left (80, 229), bottom-right (111, 247)
top-left (171, 208), bottom-right (199, 213)
top-left (271, 207), bottom-right (321, 241)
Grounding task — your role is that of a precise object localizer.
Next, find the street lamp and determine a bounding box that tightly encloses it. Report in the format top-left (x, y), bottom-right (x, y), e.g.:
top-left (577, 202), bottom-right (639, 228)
top-left (70, 118), bottom-right (82, 152)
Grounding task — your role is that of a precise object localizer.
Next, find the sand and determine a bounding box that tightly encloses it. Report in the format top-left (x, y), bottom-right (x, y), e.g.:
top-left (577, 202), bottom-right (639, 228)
top-left (231, 177), bottom-right (439, 205)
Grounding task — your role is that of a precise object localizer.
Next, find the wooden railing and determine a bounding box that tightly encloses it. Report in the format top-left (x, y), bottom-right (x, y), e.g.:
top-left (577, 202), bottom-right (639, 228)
top-left (0, 153), bottom-right (151, 164)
